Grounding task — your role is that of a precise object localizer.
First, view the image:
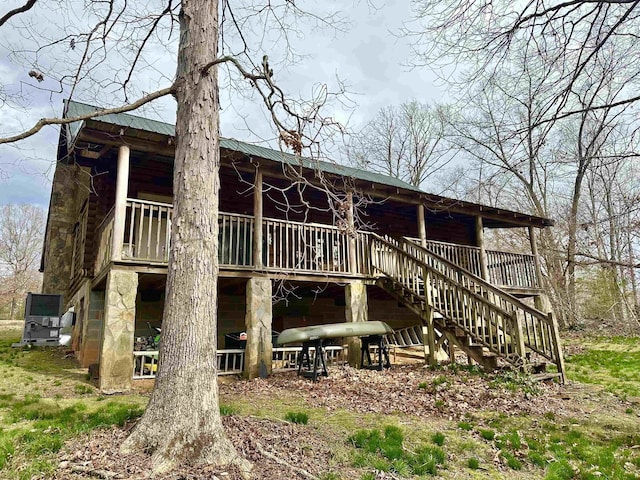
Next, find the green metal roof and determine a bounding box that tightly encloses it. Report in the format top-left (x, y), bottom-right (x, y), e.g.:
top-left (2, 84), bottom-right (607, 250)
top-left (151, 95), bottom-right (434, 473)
top-left (65, 100), bottom-right (420, 192)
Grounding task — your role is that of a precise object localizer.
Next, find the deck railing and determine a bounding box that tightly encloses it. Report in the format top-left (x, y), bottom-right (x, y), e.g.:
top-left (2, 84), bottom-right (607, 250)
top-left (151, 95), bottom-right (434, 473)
top-left (486, 250), bottom-right (539, 289)
top-left (94, 207), bottom-right (115, 274)
top-left (99, 198), bottom-right (371, 275)
top-left (133, 346), bottom-right (345, 378)
top-left (124, 199), bottom-right (173, 262)
top-left (407, 237), bottom-right (540, 290)
top-left (70, 202), bottom-right (89, 282)
top-left (94, 198), bottom-right (537, 288)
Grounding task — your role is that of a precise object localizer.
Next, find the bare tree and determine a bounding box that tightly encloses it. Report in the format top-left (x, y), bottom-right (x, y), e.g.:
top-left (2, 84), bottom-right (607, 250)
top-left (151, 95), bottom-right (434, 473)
top-left (347, 100), bottom-right (453, 188)
top-left (438, 33), bottom-right (639, 327)
top-left (0, 0), bottom-right (347, 475)
top-left (406, 0), bottom-right (640, 120)
top-left (0, 204), bottom-right (44, 319)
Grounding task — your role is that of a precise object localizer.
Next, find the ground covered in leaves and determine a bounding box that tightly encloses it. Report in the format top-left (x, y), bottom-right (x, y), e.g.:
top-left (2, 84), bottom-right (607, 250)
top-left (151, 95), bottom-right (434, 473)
top-left (50, 362), bottom-right (638, 480)
top-left (1, 324), bottom-right (638, 480)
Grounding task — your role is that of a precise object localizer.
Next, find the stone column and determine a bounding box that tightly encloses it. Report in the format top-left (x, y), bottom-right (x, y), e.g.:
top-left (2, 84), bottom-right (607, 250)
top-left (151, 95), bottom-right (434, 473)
top-left (345, 280), bottom-right (368, 367)
top-left (99, 269), bottom-right (138, 393)
top-left (244, 277), bottom-right (272, 379)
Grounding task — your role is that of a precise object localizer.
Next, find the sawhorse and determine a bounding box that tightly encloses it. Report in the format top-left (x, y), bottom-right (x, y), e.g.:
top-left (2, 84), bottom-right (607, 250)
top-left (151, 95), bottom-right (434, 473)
top-left (297, 339), bottom-right (328, 381)
top-left (360, 334), bottom-right (391, 371)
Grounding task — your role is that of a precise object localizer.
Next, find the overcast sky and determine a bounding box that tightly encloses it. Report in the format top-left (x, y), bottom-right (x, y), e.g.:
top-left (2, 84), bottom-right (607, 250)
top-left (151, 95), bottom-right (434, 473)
top-left (0, 0), bottom-right (446, 208)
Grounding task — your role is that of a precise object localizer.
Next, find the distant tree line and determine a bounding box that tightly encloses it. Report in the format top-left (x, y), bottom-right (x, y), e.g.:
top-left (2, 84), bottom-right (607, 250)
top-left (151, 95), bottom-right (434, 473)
top-left (0, 204), bottom-right (45, 320)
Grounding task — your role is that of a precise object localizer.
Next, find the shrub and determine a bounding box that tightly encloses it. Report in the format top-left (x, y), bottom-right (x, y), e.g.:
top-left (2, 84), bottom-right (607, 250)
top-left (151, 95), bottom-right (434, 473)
top-left (467, 457), bottom-right (479, 469)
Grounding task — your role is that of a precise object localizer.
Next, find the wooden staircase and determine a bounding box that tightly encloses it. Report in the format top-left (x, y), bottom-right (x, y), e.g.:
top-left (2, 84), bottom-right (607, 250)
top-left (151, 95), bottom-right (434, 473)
top-left (370, 234), bottom-right (565, 381)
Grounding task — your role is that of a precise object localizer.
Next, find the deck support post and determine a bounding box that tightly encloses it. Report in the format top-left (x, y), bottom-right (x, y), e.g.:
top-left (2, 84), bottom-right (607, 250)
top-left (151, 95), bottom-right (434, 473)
top-left (347, 192), bottom-right (357, 274)
top-left (548, 312), bottom-right (566, 383)
top-left (253, 168), bottom-right (263, 269)
top-left (345, 280), bottom-right (368, 367)
top-left (111, 145), bottom-right (130, 262)
top-left (528, 225), bottom-right (543, 289)
top-left (417, 204), bottom-right (427, 247)
top-left (98, 269), bottom-right (137, 393)
top-left (475, 215), bottom-right (490, 281)
top-left (422, 305), bottom-right (437, 366)
top-left (244, 277), bottom-right (272, 379)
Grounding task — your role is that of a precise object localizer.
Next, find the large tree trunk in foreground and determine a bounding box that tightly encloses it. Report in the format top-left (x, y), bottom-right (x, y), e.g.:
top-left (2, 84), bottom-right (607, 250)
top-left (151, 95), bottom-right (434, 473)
top-left (121, 1), bottom-right (250, 476)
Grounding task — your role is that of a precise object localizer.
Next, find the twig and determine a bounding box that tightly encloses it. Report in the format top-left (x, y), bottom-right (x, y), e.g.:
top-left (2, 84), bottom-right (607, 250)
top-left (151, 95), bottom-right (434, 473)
top-left (254, 441), bottom-right (317, 480)
top-left (69, 464), bottom-right (123, 479)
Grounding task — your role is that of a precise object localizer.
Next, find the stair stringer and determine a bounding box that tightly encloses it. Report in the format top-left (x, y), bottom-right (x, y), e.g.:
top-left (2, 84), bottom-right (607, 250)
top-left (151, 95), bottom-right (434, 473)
top-left (376, 277), bottom-right (509, 371)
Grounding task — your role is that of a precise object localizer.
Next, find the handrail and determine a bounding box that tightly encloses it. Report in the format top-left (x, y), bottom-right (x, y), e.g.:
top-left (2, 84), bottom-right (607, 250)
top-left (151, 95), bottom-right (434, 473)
top-left (371, 234), bottom-right (560, 368)
top-left (401, 237), bottom-right (546, 320)
top-left (399, 236), bottom-right (558, 362)
top-left (371, 234), bottom-right (523, 363)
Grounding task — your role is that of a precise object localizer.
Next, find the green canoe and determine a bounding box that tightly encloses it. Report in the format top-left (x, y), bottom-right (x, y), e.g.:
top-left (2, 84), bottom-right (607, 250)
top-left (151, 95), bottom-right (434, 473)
top-left (276, 321), bottom-right (394, 345)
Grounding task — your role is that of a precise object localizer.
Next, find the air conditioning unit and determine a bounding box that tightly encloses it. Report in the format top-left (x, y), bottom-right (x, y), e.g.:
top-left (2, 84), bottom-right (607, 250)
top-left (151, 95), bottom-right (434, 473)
top-left (15, 293), bottom-right (65, 346)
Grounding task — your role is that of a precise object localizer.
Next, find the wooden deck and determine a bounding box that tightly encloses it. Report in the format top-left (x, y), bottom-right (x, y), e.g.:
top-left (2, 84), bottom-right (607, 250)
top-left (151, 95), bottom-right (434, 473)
top-left (78, 198), bottom-right (541, 289)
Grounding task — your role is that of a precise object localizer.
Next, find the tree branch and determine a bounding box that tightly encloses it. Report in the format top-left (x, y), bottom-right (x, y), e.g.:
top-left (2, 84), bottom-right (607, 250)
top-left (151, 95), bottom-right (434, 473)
top-left (0, 0), bottom-right (37, 28)
top-left (0, 86), bottom-right (175, 145)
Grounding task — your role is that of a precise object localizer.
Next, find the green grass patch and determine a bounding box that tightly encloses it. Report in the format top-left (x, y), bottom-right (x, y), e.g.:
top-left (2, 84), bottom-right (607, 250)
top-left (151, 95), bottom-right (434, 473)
top-left (219, 404), bottom-right (238, 416)
top-left (349, 425), bottom-right (445, 476)
top-left (467, 457), bottom-right (479, 469)
top-left (284, 411), bottom-right (309, 425)
top-left (431, 431), bottom-right (445, 446)
top-left (479, 429), bottom-right (495, 441)
top-left (566, 342), bottom-right (640, 398)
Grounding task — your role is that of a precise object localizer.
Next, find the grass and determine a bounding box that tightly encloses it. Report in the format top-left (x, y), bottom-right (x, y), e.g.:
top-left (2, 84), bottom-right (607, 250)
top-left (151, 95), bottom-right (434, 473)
top-left (0, 328), bottom-right (147, 479)
top-left (349, 425), bottom-right (446, 476)
top-left (566, 346), bottom-right (640, 398)
top-left (284, 411), bottom-right (309, 424)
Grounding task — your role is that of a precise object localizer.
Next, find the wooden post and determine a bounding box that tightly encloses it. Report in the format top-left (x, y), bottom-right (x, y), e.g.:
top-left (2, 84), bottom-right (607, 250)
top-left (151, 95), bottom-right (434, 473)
top-left (422, 305), bottom-right (437, 366)
top-left (417, 204), bottom-right (427, 247)
top-left (528, 225), bottom-right (543, 289)
top-left (253, 168), bottom-right (263, 269)
top-left (111, 145), bottom-right (130, 262)
top-left (347, 191), bottom-right (357, 274)
top-left (549, 312), bottom-right (566, 383)
top-left (475, 216), bottom-right (490, 281)
top-left (513, 313), bottom-right (527, 372)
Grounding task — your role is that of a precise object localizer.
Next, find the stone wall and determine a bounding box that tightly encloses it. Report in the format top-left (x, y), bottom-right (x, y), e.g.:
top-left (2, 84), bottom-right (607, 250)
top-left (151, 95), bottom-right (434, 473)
top-left (42, 163), bottom-right (92, 302)
top-left (81, 289), bottom-right (105, 368)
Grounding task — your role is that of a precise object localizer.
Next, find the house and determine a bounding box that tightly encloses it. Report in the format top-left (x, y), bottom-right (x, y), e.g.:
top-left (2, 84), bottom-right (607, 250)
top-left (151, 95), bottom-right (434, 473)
top-left (41, 100), bottom-right (564, 392)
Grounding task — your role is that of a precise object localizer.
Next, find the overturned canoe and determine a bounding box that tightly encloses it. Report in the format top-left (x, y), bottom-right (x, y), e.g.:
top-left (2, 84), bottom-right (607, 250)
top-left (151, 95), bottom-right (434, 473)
top-left (276, 321), bottom-right (394, 345)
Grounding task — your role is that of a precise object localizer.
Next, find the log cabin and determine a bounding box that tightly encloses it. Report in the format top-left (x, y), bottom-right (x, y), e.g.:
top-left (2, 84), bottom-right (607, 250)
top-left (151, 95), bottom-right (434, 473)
top-left (41, 100), bottom-right (565, 392)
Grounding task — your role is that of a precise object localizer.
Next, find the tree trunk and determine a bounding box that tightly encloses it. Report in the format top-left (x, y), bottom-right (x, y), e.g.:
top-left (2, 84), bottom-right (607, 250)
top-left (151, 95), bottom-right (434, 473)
top-left (121, 1), bottom-right (250, 476)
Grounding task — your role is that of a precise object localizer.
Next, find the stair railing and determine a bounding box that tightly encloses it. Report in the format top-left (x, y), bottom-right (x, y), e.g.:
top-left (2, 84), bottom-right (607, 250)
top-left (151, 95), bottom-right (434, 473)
top-left (370, 234), bottom-right (564, 378)
top-left (371, 234), bottom-right (525, 365)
